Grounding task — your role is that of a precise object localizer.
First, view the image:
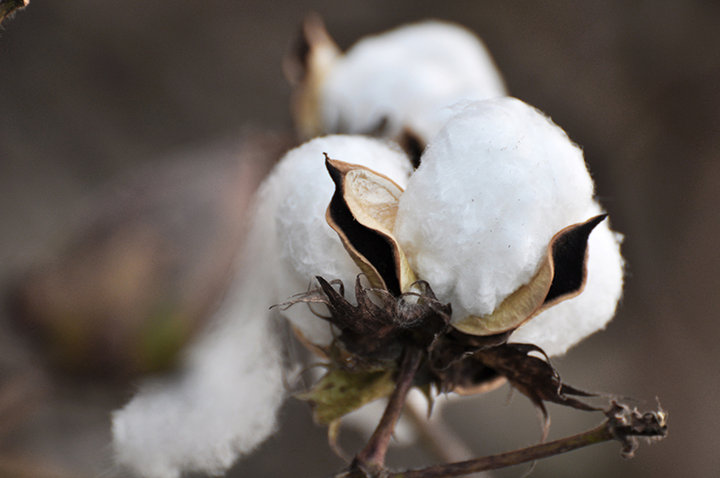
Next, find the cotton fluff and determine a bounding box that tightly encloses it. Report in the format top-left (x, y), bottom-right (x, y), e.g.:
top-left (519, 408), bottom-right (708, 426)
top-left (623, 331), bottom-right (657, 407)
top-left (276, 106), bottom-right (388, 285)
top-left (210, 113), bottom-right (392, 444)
top-left (112, 193), bottom-right (286, 478)
top-left (320, 21), bottom-right (506, 143)
top-left (394, 97), bottom-right (621, 354)
top-left (270, 135), bottom-right (413, 345)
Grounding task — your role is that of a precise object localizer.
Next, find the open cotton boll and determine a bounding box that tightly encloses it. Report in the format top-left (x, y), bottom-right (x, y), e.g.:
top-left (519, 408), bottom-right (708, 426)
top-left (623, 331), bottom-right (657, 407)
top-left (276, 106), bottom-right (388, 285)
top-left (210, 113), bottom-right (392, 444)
top-left (394, 97), bottom-right (597, 325)
top-left (320, 21), bottom-right (506, 143)
top-left (510, 203), bottom-right (624, 355)
top-left (271, 135), bottom-right (412, 345)
top-left (112, 194), bottom-right (286, 478)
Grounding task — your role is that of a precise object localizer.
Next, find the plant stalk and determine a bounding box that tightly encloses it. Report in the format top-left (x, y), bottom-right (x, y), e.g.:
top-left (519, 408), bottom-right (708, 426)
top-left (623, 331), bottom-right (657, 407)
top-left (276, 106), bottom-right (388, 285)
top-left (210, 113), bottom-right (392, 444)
top-left (387, 402), bottom-right (667, 478)
top-left (352, 348), bottom-right (423, 474)
top-left (388, 423), bottom-right (612, 478)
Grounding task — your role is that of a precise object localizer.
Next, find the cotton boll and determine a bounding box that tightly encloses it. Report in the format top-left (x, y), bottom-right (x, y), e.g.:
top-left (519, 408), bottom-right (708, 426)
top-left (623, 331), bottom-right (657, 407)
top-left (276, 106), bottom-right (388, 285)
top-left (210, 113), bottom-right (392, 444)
top-left (510, 204), bottom-right (624, 355)
top-left (112, 136), bottom-right (410, 477)
top-left (394, 97), bottom-right (596, 324)
top-left (112, 193), bottom-right (287, 478)
top-left (271, 135), bottom-right (413, 345)
top-left (320, 21), bottom-right (506, 143)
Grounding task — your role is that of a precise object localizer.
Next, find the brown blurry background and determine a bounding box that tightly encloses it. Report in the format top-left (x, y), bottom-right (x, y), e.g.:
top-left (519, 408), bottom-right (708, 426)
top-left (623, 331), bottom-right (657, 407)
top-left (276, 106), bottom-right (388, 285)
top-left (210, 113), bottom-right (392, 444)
top-left (1, 1), bottom-right (718, 477)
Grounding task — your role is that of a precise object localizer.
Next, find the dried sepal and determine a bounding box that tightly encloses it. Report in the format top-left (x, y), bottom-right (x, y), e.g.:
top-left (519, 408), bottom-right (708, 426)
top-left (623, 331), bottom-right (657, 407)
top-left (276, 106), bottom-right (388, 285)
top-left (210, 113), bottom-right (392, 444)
top-left (285, 14), bottom-right (341, 139)
top-left (297, 367), bottom-right (396, 425)
top-left (326, 157), bottom-right (416, 296)
top-left (279, 276), bottom-right (450, 363)
top-left (473, 343), bottom-right (599, 437)
top-left (453, 215), bottom-right (606, 336)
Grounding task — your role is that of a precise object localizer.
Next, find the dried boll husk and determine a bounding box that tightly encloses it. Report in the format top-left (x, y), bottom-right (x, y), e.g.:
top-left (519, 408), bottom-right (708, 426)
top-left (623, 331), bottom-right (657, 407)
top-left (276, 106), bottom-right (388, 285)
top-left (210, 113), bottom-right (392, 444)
top-left (269, 135), bottom-right (413, 345)
top-left (324, 158), bottom-right (416, 295)
top-left (394, 97), bottom-right (623, 355)
top-left (291, 19), bottom-right (506, 144)
top-left (510, 203), bottom-right (625, 356)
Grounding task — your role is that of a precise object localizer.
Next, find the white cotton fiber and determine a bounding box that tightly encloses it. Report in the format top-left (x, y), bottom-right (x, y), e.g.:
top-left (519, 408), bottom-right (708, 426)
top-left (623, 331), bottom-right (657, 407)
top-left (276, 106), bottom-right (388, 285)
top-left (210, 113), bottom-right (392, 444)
top-left (510, 202), bottom-right (624, 355)
top-left (320, 21), bottom-right (506, 143)
top-left (111, 136), bottom-right (411, 477)
top-left (394, 98), bottom-right (599, 327)
top-left (112, 194), bottom-right (286, 478)
top-left (270, 135), bottom-right (412, 345)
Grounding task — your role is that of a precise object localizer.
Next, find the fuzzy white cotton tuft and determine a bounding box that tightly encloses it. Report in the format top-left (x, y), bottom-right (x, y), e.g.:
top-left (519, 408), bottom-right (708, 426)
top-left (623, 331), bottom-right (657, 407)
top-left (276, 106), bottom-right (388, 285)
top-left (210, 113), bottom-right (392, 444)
top-left (510, 203), bottom-right (624, 355)
top-left (112, 194), bottom-right (286, 478)
top-left (320, 21), bottom-right (506, 143)
top-left (394, 98), bottom-right (600, 326)
top-left (269, 135), bottom-right (413, 345)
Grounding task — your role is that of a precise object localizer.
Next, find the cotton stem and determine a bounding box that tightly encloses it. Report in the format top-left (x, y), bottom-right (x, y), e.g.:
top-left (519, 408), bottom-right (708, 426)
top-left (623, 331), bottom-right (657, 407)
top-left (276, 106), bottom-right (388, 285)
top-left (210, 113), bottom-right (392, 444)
top-left (387, 402), bottom-right (667, 478)
top-left (352, 347), bottom-right (423, 474)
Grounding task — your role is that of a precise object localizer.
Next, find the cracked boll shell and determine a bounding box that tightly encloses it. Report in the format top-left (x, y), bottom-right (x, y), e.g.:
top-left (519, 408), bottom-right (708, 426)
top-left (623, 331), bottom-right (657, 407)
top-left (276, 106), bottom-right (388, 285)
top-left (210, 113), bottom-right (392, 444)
top-left (510, 202), bottom-right (624, 355)
top-left (270, 135), bottom-right (413, 345)
top-left (395, 97), bottom-right (622, 353)
top-left (320, 21), bottom-right (506, 143)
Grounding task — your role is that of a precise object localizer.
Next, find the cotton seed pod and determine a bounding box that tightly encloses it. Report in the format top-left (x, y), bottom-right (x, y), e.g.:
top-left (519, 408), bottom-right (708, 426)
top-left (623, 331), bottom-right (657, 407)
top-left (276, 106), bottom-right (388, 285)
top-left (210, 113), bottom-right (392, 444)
top-left (292, 19), bottom-right (506, 145)
top-left (394, 97), bottom-right (624, 355)
top-left (269, 135), bottom-right (413, 345)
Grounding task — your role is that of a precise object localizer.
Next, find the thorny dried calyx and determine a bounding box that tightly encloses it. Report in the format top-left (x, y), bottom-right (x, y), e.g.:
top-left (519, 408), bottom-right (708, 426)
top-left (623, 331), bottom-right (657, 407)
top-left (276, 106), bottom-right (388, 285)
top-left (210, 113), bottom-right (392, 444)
top-left (278, 156), bottom-right (667, 476)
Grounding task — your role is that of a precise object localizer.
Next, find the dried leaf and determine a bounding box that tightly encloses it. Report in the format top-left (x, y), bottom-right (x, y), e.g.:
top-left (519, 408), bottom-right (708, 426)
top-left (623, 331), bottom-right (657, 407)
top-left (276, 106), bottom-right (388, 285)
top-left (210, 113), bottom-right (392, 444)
top-left (325, 157), bottom-right (416, 295)
top-left (297, 367), bottom-right (396, 425)
top-left (453, 215), bottom-right (607, 336)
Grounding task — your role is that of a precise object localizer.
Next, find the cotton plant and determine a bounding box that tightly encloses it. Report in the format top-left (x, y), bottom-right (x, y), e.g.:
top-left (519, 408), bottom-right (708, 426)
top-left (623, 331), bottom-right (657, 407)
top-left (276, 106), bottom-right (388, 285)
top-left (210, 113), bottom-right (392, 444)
top-left (275, 98), bottom-right (664, 476)
top-left (284, 17), bottom-right (509, 442)
top-left (287, 17), bottom-right (507, 147)
top-left (278, 97), bottom-right (621, 395)
top-left (279, 99), bottom-right (625, 359)
top-left (111, 29), bottom-right (668, 478)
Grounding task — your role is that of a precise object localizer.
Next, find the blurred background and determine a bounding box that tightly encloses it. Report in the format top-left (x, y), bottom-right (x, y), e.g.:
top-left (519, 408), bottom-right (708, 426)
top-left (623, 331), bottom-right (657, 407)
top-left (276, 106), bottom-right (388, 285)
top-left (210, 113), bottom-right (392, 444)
top-left (1, 1), bottom-right (718, 477)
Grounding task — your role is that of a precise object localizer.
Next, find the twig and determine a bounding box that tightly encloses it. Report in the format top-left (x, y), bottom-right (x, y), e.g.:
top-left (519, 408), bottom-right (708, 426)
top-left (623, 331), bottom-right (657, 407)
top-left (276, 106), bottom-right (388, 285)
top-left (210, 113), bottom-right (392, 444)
top-left (0, 0), bottom-right (28, 26)
top-left (386, 402), bottom-right (667, 478)
top-left (352, 348), bottom-right (423, 474)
